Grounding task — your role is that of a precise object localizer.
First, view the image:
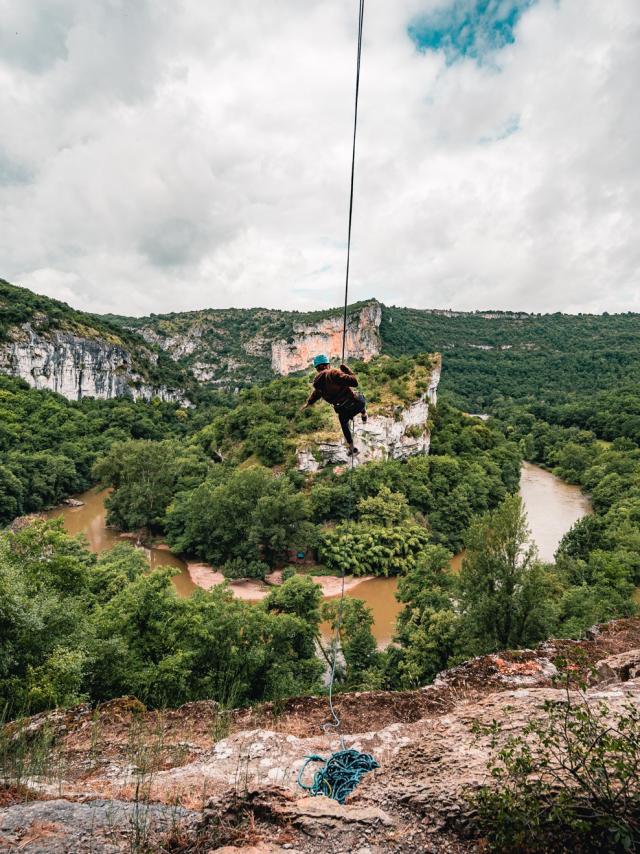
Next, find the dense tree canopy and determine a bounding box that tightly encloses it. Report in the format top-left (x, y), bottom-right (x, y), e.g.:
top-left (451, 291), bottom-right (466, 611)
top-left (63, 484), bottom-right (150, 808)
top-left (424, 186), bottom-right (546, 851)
top-left (0, 520), bottom-right (323, 716)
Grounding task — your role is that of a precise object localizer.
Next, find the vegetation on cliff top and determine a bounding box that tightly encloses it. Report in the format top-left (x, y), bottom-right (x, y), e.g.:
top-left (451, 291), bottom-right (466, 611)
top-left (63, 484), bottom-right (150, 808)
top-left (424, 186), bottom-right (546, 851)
top-left (107, 299), bottom-right (379, 386)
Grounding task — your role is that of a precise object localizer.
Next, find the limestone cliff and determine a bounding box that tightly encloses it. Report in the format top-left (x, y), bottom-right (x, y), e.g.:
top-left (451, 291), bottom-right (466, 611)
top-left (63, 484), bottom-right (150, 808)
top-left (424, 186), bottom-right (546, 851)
top-left (0, 322), bottom-right (185, 402)
top-left (270, 301), bottom-right (382, 375)
top-left (0, 279), bottom-right (195, 402)
top-left (297, 354), bottom-right (441, 471)
top-left (115, 300), bottom-right (384, 387)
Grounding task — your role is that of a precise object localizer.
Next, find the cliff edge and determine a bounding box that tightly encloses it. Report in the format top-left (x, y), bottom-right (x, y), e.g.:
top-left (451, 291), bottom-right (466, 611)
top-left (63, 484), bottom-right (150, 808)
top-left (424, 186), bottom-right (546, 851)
top-left (2, 617), bottom-right (639, 853)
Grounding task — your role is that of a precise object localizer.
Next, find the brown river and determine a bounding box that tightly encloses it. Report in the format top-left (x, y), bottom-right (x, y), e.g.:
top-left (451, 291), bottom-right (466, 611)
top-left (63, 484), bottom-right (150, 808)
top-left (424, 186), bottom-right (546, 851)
top-left (44, 461), bottom-right (592, 646)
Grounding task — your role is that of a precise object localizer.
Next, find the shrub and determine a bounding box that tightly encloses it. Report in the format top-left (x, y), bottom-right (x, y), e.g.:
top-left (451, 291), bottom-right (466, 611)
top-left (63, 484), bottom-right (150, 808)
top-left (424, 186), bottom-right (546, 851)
top-left (247, 423), bottom-right (286, 466)
top-left (222, 558), bottom-right (269, 581)
top-left (470, 673), bottom-right (640, 852)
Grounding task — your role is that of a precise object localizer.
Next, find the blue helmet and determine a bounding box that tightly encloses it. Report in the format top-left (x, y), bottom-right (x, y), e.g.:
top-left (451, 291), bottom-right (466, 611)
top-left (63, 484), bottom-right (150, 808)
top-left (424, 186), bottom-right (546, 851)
top-left (313, 354), bottom-right (330, 367)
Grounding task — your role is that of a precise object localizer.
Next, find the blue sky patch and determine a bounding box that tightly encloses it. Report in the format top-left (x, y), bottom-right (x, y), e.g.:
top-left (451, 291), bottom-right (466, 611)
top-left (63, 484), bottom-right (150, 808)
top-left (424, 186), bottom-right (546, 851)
top-left (409, 0), bottom-right (536, 64)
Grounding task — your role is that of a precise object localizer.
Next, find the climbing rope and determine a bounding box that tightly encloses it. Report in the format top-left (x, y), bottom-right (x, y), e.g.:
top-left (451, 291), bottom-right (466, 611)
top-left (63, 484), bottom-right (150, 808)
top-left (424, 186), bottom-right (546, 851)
top-left (341, 0), bottom-right (365, 365)
top-left (298, 749), bottom-right (379, 805)
top-left (298, 0), bottom-right (377, 805)
top-left (323, 0), bottom-right (365, 749)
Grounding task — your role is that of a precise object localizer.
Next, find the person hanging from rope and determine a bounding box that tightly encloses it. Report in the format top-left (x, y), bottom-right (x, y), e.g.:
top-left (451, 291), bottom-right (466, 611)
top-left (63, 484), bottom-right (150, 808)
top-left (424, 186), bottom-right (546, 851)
top-left (300, 354), bottom-right (367, 456)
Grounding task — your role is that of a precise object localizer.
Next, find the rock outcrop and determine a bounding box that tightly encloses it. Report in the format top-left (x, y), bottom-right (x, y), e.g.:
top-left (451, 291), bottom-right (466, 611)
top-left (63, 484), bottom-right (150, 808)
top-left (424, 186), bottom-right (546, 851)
top-left (0, 322), bottom-right (185, 402)
top-left (119, 301), bottom-right (384, 388)
top-left (297, 355), bottom-right (441, 471)
top-left (3, 617), bottom-right (639, 853)
top-left (271, 302), bottom-right (382, 375)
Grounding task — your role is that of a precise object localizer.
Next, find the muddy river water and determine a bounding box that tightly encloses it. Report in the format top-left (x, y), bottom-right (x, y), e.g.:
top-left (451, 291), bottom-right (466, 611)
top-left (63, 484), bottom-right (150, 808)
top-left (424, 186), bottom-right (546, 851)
top-left (44, 462), bottom-right (592, 646)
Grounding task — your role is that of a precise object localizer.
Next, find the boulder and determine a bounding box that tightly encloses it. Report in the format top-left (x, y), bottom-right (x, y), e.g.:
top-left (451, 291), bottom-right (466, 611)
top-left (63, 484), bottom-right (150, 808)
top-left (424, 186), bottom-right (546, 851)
top-left (593, 648), bottom-right (640, 684)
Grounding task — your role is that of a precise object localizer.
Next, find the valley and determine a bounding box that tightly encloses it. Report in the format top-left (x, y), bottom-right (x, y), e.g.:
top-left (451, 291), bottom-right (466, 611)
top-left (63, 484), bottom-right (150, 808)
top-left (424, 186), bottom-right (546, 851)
top-left (2, 280), bottom-right (639, 853)
top-left (44, 461), bottom-right (593, 646)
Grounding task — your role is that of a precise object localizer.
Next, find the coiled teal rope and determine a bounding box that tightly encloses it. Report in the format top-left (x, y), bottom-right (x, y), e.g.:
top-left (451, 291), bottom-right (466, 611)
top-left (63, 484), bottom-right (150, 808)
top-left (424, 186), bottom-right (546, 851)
top-left (297, 749), bottom-right (379, 805)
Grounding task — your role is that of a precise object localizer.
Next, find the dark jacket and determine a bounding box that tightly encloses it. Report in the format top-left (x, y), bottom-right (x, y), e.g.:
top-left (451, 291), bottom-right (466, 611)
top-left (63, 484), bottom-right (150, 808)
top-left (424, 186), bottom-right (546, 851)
top-left (305, 365), bottom-right (358, 408)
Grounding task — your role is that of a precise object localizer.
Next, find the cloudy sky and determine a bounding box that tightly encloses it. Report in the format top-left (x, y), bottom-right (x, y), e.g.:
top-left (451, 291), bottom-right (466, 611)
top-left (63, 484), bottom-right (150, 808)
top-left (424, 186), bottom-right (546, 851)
top-left (1, 0), bottom-right (639, 316)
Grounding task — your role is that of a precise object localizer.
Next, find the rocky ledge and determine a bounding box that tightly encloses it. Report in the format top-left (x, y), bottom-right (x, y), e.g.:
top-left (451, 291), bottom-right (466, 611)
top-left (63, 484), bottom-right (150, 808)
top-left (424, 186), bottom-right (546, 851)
top-left (298, 356), bottom-right (441, 471)
top-left (2, 618), bottom-right (639, 852)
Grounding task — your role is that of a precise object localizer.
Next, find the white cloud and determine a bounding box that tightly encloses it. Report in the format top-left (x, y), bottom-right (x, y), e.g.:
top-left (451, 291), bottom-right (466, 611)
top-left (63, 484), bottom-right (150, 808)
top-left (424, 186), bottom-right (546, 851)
top-left (0, 0), bottom-right (638, 315)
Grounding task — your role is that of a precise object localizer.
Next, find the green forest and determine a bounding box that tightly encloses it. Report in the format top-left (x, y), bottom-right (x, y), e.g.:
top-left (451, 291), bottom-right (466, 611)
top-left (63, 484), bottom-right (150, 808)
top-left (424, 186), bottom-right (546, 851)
top-left (381, 304), bottom-right (640, 412)
top-left (2, 334), bottom-right (639, 718)
top-left (2, 278), bottom-right (640, 722)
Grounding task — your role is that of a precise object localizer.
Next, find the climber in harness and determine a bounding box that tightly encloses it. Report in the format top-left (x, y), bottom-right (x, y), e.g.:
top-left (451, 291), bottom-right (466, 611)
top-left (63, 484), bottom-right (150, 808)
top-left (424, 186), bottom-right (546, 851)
top-left (300, 354), bottom-right (367, 456)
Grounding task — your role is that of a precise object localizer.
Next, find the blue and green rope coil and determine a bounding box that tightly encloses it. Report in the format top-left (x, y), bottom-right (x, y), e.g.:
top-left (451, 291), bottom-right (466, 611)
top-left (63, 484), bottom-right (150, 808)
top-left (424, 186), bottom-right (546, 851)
top-left (297, 748), bottom-right (379, 805)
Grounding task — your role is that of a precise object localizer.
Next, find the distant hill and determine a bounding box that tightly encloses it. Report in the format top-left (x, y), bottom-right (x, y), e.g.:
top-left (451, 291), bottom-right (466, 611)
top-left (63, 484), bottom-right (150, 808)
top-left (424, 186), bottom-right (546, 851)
top-left (381, 305), bottom-right (640, 409)
top-left (2, 277), bottom-right (640, 409)
top-left (106, 299), bottom-right (382, 387)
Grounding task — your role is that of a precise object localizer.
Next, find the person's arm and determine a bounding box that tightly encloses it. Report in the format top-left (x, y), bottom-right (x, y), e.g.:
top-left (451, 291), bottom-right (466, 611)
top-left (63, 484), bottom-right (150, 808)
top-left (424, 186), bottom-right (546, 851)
top-left (301, 386), bottom-right (321, 410)
top-left (336, 365), bottom-right (358, 387)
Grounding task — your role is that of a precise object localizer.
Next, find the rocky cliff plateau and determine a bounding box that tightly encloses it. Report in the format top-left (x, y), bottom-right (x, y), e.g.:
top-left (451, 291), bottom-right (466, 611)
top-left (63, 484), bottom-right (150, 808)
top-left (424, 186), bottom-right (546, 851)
top-left (0, 321), bottom-right (186, 403)
top-left (2, 617), bottom-right (639, 853)
top-left (297, 355), bottom-right (440, 471)
top-left (117, 300), bottom-right (383, 387)
top-left (2, 280), bottom-right (386, 399)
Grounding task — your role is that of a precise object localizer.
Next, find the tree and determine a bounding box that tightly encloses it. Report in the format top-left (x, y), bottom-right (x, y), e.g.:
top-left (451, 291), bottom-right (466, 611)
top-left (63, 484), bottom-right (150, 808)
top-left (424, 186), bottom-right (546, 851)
top-left (393, 544), bottom-right (460, 686)
top-left (458, 495), bottom-right (558, 655)
top-left (0, 521), bottom-right (92, 714)
top-left (89, 543), bottom-right (148, 602)
top-left (556, 515), bottom-right (608, 562)
top-left (319, 515), bottom-right (432, 577)
top-left (167, 467), bottom-right (311, 568)
top-left (264, 575), bottom-right (322, 626)
top-left (249, 479), bottom-right (312, 566)
top-left (247, 423), bottom-right (286, 466)
top-left (321, 597), bottom-right (378, 686)
top-left (0, 464), bottom-right (24, 520)
top-left (358, 487), bottom-right (411, 525)
top-left (93, 439), bottom-right (209, 531)
top-left (222, 557), bottom-right (269, 581)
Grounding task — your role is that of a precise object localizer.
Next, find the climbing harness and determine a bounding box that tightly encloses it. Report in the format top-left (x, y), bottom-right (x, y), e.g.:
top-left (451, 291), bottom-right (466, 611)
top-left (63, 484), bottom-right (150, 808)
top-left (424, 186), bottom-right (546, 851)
top-left (297, 749), bottom-right (379, 805)
top-left (298, 0), bottom-right (378, 804)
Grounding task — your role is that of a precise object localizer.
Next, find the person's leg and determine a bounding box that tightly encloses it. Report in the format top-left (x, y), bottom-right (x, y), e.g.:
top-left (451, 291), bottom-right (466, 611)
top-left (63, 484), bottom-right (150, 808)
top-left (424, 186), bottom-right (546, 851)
top-left (355, 393), bottom-right (367, 423)
top-left (339, 411), bottom-right (353, 446)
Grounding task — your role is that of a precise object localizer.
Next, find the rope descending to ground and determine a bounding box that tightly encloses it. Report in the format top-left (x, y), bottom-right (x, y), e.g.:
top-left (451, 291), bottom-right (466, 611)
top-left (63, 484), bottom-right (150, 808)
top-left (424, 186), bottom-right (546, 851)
top-left (298, 0), bottom-right (377, 808)
top-left (297, 749), bottom-right (379, 805)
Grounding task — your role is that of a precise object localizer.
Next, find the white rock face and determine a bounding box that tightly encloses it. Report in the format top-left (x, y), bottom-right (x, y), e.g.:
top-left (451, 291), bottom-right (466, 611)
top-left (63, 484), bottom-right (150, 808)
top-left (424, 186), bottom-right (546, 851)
top-left (136, 325), bottom-right (203, 359)
top-left (0, 323), bottom-right (184, 402)
top-left (271, 302), bottom-right (382, 375)
top-left (427, 359), bottom-right (440, 405)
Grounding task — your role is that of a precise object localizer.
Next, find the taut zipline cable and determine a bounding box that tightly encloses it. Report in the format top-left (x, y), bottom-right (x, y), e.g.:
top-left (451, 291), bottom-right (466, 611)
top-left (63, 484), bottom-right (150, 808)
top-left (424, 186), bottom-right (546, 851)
top-left (325, 0), bottom-right (365, 744)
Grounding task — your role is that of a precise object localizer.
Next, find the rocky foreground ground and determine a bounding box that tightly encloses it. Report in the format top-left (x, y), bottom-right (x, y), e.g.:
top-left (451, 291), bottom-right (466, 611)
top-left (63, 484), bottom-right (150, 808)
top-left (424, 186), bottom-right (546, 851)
top-left (2, 618), bottom-right (640, 853)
